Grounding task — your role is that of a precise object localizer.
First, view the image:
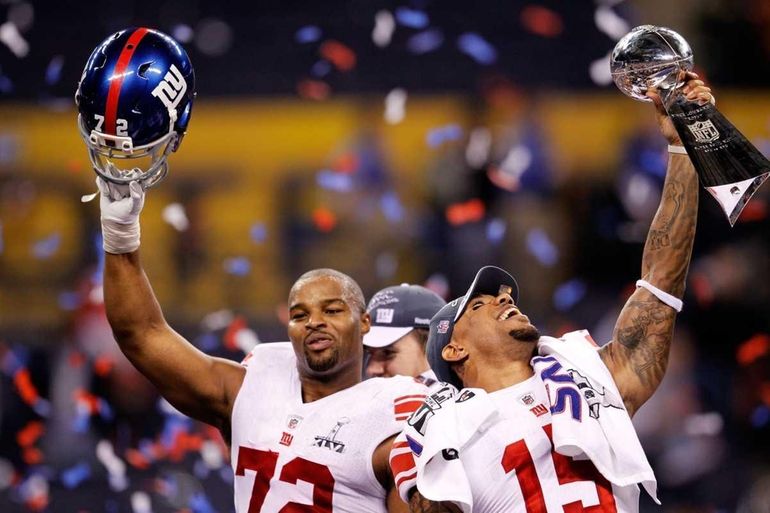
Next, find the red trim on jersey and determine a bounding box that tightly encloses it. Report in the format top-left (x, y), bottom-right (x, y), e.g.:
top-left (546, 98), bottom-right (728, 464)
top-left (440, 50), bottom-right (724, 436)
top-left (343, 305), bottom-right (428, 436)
top-left (390, 451), bottom-right (416, 475)
top-left (104, 28), bottom-right (149, 135)
top-left (394, 394), bottom-right (427, 402)
top-left (392, 441), bottom-right (410, 450)
top-left (395, 469), bottom-right (417, 489)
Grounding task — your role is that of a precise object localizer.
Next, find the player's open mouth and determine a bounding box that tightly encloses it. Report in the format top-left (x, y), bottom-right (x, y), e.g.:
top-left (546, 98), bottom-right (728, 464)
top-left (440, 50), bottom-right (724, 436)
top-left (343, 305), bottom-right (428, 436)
top-left (497, 306), bottom-right (519, 321)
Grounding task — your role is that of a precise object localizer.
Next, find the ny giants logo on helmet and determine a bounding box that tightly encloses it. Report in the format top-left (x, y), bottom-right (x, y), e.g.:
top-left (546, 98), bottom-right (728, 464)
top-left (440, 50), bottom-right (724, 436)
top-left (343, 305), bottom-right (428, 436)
top-left (152, 64), bottom-right (188, 116)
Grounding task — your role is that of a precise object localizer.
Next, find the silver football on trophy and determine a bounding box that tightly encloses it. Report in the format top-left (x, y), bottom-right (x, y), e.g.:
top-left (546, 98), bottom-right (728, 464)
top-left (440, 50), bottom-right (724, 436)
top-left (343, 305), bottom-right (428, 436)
top-left (610, 25), bottom-right (694, 102)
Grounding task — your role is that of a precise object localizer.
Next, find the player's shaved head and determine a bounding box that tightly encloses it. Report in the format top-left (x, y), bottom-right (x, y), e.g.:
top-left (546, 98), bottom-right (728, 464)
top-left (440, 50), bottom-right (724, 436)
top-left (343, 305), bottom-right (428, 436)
top-left (290, 268), bottom-right (366, 314)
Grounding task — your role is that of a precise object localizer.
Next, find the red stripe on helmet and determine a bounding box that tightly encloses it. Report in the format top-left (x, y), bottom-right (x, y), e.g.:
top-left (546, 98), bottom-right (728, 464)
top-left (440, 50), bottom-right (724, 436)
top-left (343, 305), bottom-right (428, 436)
top-left (103, 28), bottom-right (149, 136)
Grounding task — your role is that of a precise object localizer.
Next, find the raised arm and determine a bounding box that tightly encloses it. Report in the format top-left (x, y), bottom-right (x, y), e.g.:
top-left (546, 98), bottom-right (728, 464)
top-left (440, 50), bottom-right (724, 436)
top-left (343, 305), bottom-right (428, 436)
top-left (600, 74), bottom-right (709, 416)
top-left (99, 179), bottom-right (245, 432)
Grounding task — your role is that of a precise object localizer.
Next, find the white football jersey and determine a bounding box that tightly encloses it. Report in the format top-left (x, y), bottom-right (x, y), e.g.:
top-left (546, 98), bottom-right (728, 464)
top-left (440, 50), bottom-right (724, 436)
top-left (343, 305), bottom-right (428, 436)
top-left (392, 379), bottom-right (640, 513)
top-left (232, 342), bottom-right (427, 513)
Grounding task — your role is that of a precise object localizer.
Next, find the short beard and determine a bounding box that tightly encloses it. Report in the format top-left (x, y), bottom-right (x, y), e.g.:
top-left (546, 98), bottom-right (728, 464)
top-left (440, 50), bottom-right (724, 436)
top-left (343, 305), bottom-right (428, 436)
top-left (509, 325), bottom-right (540, 343)
top-left (305, 346), bottom-right (340, 373)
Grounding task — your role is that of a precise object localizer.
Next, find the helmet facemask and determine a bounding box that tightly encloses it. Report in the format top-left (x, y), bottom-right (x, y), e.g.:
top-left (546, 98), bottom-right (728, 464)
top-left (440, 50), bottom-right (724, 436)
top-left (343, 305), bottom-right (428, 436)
top-left (78, 113), bottom-right (179, 189)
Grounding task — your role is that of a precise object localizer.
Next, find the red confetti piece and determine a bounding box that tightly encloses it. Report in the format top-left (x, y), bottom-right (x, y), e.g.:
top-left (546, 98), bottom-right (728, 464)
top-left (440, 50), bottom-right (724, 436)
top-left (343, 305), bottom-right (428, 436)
top-left (17, 421), bottom-right (45, 447)
top-left (312, 207), bottom-right (337, 232)
top-left (125, 448), bottom-right (151, 469)
top-left (520, 5), bottom-right (564, 38)
top-left (332, 152), bottom-right (360, 174)
top-left (13, 369), bottom-right (40, 405)
top-left (445, 199), bottom-right (486, 225)
top-left (319, 40), bottom-right (357, 71)
top-left (224, 316), bottom-right (248, 351)
top-left (93, 355), bottom-right (114, 377)
top-left (737, 333), bottom-right (770, 366)
top-left (22, 447), bottom-right (43, 465)
top-left (74, 389), bottom-right (100, 415)
top-left (297, 79), bottom-right (331, 101)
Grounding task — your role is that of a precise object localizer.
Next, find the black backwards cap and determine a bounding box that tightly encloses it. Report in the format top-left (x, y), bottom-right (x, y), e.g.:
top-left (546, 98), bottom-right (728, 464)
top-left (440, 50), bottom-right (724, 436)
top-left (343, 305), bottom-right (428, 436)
top-left (426, 266), bottom-right (519, 389)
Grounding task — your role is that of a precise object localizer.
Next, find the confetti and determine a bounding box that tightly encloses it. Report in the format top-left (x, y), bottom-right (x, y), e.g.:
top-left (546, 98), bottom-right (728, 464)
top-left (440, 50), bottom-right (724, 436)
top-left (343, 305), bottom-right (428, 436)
top-left (297, 79), bottom-right (330, 100)
top-left (380, 191), bottom-right (404, 223)
top-left (319, 40), bottom-right (356, 71)
top-left (553, 279), bottom-right (587, 311)
top-left (311, 60), bottom-right (332, 77)
top-left (96, 440), bottom-right (128, 492)
top-left (384, 88), bottom-right (407, 125)
top-left (426, 123), bottom-right (463, 147)
top-left (589, 50), bottom-right (613, 86)
top-left (446, 199), bottom-right (485, 226)
top-left (395, 7), bottom-right (429, 29)
top-left (407, 29), bottom-right (443, 54)
top-left (485, 218), bottom-right (507, 244)
top-left (526, 228), bottom-right (558, 266)
top-left (488, 144), bottom-right (533, 191)
top-left (594, 5), bottom-right (630, 41)
top-left (295, 25), bottom-right (322, 44)
top-left (312, 207), bottom-right (337, 232)
top-left (465, 127), bottom-right (492, 168)
top-left (372, 10), bottom-right (395, 48)
top-left (44, 55), bottom-right (64, 85)
top-left (18, 473), bottom-right (49, 511)
top-left (31, 232), bottom-right (61, 259)
top-left (0, 22), bottom-right (29, 58)
top-left (457, 33), bottom-right (497, 65)
top-left (162, 203), bottom-right (190, 231)
top-left (223, 257), bottom-right (251, 276)
top-left (737, 334), bottom-right (770, 366)
top-left (224, 316), bottom-right (259, 353)
top-left (250, 223), bottom-right (267, 243)
top-left (131, 491), bottom-right (153, 513)
top-left (750, 405), bottom-right (770, 428)
top-left (61, 462), bottom-right (91, 489)
top-left (172, 24), bottom-right (194, 43)
top-left (520, 5), bottom-right (563, 38)
top-left (331, 152), bottom-right (359, 174)
top-left (316, 170), bottom-right (354, 192)
top-left (201, 309), bottom-right (235, 331)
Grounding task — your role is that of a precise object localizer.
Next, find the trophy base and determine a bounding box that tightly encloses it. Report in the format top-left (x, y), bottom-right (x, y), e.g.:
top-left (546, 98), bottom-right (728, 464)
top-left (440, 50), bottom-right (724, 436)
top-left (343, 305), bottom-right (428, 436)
top-left (705, 173), bottom-right (769, 226)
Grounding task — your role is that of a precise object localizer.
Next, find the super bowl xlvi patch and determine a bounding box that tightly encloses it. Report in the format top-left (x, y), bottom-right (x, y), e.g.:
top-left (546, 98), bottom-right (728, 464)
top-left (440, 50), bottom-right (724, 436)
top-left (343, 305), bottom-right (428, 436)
top-left (437, 320), bottom-right (451, 334)
top-left (313, 417), bottom-right (350, 453)
top-left (408, 385), bottom-right (455, 435)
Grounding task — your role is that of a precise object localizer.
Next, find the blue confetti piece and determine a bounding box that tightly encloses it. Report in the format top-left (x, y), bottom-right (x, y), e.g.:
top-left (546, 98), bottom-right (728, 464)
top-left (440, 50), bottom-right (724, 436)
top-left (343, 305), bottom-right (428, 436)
top-left (457, 32), bottom-right (497, 65)
top-left (486, 218), bottom-right (506, 244)
top-left (250, 223), bottom-right (267, 244)
top-left (316, 170), bottom-right (354, 193)
top-left (395, 7), bottom-right (429, 29)
top-left (751, 405), bottom-right (770, 428)
top-left (0, 75), bottom-right (12, 94)
top-left (72, 410), bottom-right (91, 433)
top-left (193, 459), bottom-right (210, 479)
top-left (197, 332), bottom-right (220, 352)
top-left (1, 347), bottom-right (28, 375)
top-left (32, 398), bottom-right (51, 418)
top-left (553, 279), bottom-right (587, 311)
top-left (526, 228), bottom-right (558, 267)
top-left (219, 465), bottom-right (234, 484)
top-left (407, 29), bottom-right (444, 54)
top-left (190, 492), bottom-right (216, 513)
top-left (32, 233), bottom-right (61, 259)
top-left (98, 399), bottom-right (114, 421)
top-left (311, 60), bottom-right (332, 77)
top-left (58, 291), bottom-right (81, 311)
top-left (295, 25), bottom-right (322, 44)
top-left (223, 257), bottom-right (251, 276)
top-left (380, 192), bottom-right (404, 223)
top-left (426, 124), bottom-right (463, 147)
top-left (61, 462), bottom-right (91, 489)
top-left (45, 56), bottom-right (65, 86)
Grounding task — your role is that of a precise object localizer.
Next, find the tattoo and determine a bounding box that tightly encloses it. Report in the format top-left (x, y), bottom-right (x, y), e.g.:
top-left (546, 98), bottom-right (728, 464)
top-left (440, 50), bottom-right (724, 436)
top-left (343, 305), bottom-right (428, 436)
top-left (613, 298), bottom-right (675, 388)
top-left (409, 491), bottom-right (459, 513)
top-left (605, 155), bottom-right (698, 412)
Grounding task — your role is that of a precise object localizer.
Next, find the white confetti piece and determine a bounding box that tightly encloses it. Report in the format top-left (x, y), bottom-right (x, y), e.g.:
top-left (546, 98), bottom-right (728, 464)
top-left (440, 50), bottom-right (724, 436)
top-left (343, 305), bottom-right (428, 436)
top-left (162, 202), bottom-right (189, 231)
top-left (384, 88), bottom-right (407, 124)
top-left (0, 22), bottom-right (29, 58)
top-left (372, 10), bottom-right (395, 48)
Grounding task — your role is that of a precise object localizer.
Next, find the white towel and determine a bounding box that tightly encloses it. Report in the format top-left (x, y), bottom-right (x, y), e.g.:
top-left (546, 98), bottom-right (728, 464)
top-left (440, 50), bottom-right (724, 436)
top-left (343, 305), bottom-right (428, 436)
top-left (535, 330), bottom-right (659, 503)
top-left (407, 386), bottom-right (497, 513)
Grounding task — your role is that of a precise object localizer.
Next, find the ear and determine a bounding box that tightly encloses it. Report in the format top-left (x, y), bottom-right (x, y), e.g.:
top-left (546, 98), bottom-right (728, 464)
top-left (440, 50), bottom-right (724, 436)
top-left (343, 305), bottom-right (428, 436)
top-left (359, 311), bottom-right (371, 335)
top-left (441, 340), bottom-right (467, 363)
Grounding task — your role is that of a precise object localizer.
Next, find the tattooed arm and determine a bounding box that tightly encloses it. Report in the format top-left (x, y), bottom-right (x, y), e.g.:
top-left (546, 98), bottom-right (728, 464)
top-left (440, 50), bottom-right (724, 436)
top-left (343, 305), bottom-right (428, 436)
top-left (408, 490), bottom-right (462, 513)
top-left (600, 74), bottom-right (709, 416)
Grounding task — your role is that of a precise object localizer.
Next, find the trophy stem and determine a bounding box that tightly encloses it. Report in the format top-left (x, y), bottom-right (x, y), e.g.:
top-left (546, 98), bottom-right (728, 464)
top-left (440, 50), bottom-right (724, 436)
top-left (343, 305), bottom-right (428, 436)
top-left (663, 92), bottom-right (770, 226)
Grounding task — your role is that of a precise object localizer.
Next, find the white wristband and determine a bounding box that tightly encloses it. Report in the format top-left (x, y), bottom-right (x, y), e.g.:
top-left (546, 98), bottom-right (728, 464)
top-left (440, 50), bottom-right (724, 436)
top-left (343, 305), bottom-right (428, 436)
top-left (102, 218), bottom-right (140, 254)
top-left (668, 145), bottom-right (687, 155)
top-left (636, 279), bottom-right (683, 312)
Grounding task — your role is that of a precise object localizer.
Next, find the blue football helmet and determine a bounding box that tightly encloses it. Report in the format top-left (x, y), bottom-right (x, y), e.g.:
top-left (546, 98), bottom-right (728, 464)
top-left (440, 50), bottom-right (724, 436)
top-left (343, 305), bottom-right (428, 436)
top-left (75, 27), bottom-right (195, 188)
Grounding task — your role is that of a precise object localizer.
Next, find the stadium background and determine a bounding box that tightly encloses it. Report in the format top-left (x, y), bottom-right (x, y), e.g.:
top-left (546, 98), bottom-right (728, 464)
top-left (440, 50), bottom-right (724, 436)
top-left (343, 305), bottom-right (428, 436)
top-left (1, 0), bottom-right (769, 511)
